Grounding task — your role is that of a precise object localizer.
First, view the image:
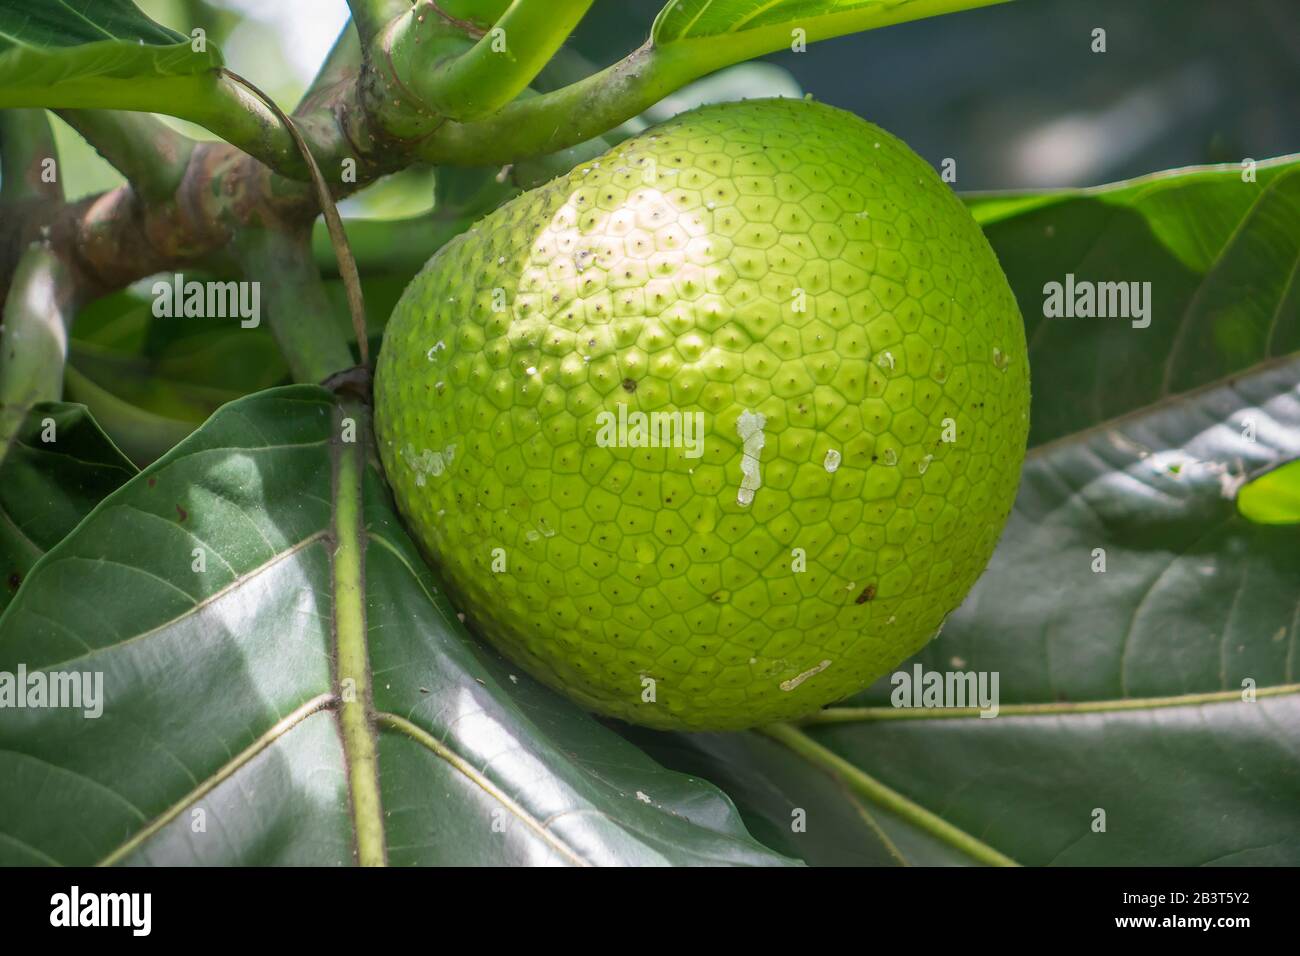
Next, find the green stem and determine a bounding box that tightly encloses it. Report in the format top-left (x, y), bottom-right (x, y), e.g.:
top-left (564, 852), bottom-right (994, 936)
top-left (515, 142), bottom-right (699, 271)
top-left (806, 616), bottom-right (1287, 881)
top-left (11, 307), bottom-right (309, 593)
top-left (332, 397), bottom-right (386, 866)
top-left (9, 71), bottom-right (312, 180)
top-left (759, 722), bottom-right (1020, 867)
top-left (232, 229), bottom-right (356, 384)
top-left (57, 110), bottom-right (196, 201)
top-left (0, 246), bottom-right (79, 464)
top-left (0, 110), bottom-right (61, 202)
top-left (423, 0), bottom-right (1014, 164)
top-left (413, 0), bottom-right (595, 121)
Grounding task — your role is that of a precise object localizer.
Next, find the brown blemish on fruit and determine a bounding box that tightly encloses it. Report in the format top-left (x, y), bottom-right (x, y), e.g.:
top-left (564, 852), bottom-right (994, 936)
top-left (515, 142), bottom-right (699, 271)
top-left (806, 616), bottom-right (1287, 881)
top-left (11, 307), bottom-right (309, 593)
top-left (855, 584), bottom-right (877, 604)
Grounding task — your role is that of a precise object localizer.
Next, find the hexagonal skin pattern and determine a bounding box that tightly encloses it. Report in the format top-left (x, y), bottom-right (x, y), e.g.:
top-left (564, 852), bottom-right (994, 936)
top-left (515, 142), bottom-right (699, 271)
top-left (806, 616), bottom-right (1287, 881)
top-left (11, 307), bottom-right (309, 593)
top-left (374, 99), bottom-right (1029, 731)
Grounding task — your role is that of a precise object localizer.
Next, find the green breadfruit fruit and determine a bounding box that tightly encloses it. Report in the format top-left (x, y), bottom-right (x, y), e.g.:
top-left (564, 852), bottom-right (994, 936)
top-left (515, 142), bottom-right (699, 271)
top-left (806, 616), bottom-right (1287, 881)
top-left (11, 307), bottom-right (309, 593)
top-left (374, 98), bottom-right (1030, 731)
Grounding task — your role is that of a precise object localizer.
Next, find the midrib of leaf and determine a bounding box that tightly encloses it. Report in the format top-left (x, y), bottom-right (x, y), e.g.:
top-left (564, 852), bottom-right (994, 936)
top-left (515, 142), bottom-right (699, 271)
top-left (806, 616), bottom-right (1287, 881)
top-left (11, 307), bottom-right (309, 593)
top-left (22, 529), bottom-right (328, 672)
top-left (96, 692), bottom-right (337, 866)
top-left (331, 401), bottom-right (386, 867)
top-left (759, 723), bottom-right (1019, 866)
top-left (802, 682), bottom-right (1300, 724)
top-left (375, 712), bottom-right (591, 867)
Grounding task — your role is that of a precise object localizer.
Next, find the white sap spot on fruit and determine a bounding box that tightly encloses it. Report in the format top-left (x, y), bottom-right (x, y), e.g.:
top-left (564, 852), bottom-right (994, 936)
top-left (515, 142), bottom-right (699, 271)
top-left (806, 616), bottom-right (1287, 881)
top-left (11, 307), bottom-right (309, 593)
top-left (735, 409), bottom-right (767, 506)
top-left (993, 347), bottom-right (1010, 371)
top-left (635, 791), bottom-right (652, 804)
top-left (780, 659), bottom-right (832, 692)
top-left (882, 448), bottom-right (898, 466)
top-left (877, 351), bottom-right (895, 370)
top-left (824, 449), bottom-right (842, 473)
top-left (426, 340), bottom-right (445, 361)
top-left (918, 453), bottom-right (933, 475)
top-left (525, 366), bottom-right (537, 375)
top-left (402, 443), bottom-right (455, 486)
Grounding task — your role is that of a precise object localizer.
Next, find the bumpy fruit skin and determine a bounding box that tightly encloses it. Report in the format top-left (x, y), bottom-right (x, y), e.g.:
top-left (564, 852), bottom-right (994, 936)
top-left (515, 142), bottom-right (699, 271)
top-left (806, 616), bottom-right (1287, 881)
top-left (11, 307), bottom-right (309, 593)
top-left (374, 99), bottom-right (1029, 731)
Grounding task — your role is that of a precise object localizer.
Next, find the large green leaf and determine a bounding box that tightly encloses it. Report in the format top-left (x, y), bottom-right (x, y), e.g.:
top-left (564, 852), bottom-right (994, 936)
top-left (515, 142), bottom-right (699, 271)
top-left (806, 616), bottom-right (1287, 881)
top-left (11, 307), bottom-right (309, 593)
top-left (630, 161), bottom-right (1300, 867)
top-left (636, 356), bottom-right (1300, 866)
top-left (0, 0), bottom-right (221, 110)
top-left (0, 402), bottom-right (135, 616)
top-left (0, 387), bottom-right (793, 866)
top-left (969, 156), bottom-right (1300, 447)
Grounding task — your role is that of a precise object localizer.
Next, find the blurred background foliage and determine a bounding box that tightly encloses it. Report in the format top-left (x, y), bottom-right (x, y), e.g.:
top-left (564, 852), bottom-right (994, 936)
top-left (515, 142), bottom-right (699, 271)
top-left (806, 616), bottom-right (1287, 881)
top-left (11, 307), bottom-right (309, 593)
top-left (16, 0), bottom-right (1300, 463)
top-left (45, 0), bottom-right (1300, 207)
